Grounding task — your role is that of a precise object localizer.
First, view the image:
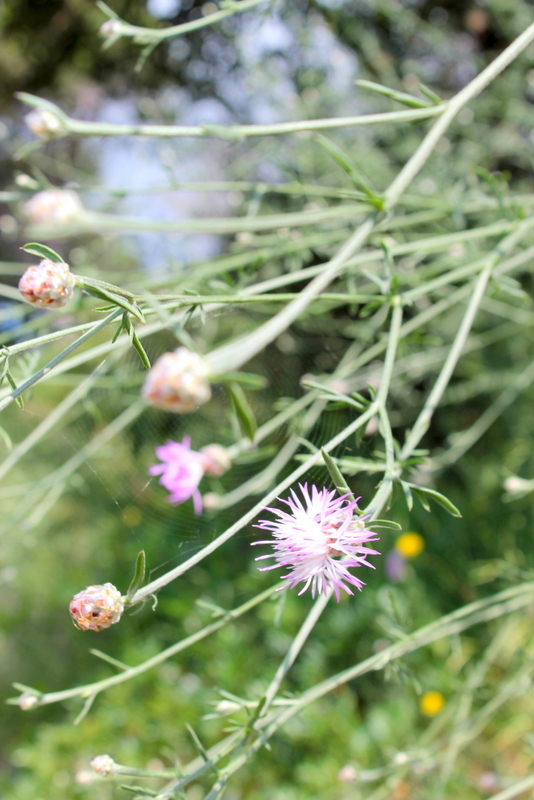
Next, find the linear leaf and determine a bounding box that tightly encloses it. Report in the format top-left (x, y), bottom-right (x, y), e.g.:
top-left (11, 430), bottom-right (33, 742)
top-left (22, 243), bottom-right (64, 263)
top-left (227, 383), bottom-right (257, 441)
top-left (321, 449), bottom-right (354, 499)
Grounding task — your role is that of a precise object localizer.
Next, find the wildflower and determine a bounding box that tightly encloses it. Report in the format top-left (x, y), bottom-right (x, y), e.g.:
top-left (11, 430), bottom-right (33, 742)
top-left (395, 532), bottom-right (424, 558)
top-left (90, 755), bottom-right (117, 777)
top-left (19, 259), bottom-right (76, 309)
top-left (69, 583), bottom-right (124, 632)
top-left (419, 691), bottom-right (445, 717)
top-left (149, 437), bottom-right (206, 514)
top-left (150, 438), bottom-right (230, 513)
top-left (142, 347), bottom-right (211, 413)
top-left (25, 108), bottom-right (65, 141)
top-left (253, 484), bottom-right (380, 601)
top-left (24, 189), bottom-right (83, 226)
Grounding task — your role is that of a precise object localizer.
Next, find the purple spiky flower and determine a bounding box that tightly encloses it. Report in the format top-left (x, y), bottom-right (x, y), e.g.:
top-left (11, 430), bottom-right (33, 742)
top-left (253, 484), bottom-right (380, 601)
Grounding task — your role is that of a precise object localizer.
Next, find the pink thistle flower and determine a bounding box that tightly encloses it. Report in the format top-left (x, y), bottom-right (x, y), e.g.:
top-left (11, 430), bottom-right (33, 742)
top-left (253, 484), bottom-right (380, 601)
top-left (149, 437), bottom-right (206, 514)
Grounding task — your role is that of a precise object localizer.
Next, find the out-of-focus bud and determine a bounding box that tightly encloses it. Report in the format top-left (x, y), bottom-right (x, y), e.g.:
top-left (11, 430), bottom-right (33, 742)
top-left (142, 347), bottom-right (211, 413)
top-left (90, 755), bottom-right (117, 777)
top-left (200, 444), bottom-right (231, 476)
top-left (17, 692), bottom-right (40, 710)
top-left (19, 259), bottom-right (76, 309)
top-left (202, 492), bottom-right (219, 509)
top-left (24, 189), bottom-right (83, 226)
top-left (69, 583), bottom-right (124, 632)
top-left (215, 699), bottom-right (242, 715)
top-left (338, 765), bottom-right (358, 783)
top-left (100, 19), bottom-right (123, 38)
top-left (25, 109), bottom-right (66, 141)
top-left (504, 475), bottom-right (533, 494)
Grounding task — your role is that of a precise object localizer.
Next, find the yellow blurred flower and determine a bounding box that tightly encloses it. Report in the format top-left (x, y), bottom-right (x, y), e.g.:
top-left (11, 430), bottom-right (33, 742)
top-left (395, 532), bottom-right (424, 559)
top-left (420, 691), bottom-right (444, 717)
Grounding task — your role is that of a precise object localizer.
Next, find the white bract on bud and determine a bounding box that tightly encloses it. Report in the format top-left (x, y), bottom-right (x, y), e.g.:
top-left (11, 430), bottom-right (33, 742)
top-left (142, 347), bottom-right (211, 413)
top-left (24, 189), bottom-right (83, 226)
top-left (100, 19), bottom-right (124, 38)
top-left (17, 692), bottom-right (40, 710)
top-left (200, 444), bottom-right (231, 476)
top-left (69, 583), bottom-right (124, 632)
top-left (19, 259), bottom-right (76, 309)
top-left (504, 475), bottom-right (533, 494)
top-left (90, 754), bottom-right (117, 777)
top-left (25, 108), bottom-right (65, 141)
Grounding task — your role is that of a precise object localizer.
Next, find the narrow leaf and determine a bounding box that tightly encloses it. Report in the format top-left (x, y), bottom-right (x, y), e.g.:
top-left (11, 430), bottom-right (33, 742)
top-left (22, 243), bottom-right (64, 263)
top-left (399, 480), bottom-right (413, 511)
top-left (6, 370), bottom-right (24, 408)
top-left (321, 449), bottom-right (354, 499)
top-left (96, 0), bottom-right (121, 19)
top-left (89, 649), bottom-right (130, 671)
top-left (184, 723), bottom-right (210, 763)
top-left (315, 134), bottom-right (384, 207)
top-left (80, 282), bottom-right (145, 324)
top-left (131, 331), bottom-right (151, 369)
top-left (78, 275), bottom-right (136, 301)
top-left (419, 83), bottom-right (442, 104)
top-left (355, 79), bottom-right (432, 108)
top-left (126, 550), bottom-right (146, 602)
top-left (213, 371), bottom-right (267, 389)
top-left (406, 482), bottom-right (462, 517)
top-left (227, 384), bottom-right (257, 441)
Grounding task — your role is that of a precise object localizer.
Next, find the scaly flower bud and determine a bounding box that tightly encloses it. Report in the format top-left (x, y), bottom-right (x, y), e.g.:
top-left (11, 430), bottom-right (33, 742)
top-left (69, 583), bottom-right (124, 632)
top-left (25, 109), bottom-right (66, 141)
top-left (24, 189), bottom-right (83, 226)
top-left (200, 443), bottom-right (231, 476)
top-left (90, 755), bottom-right (117, 777)
top-left (142, 347), bottom-right (211, 413)
top-left (19, 259), bottom-right (76, 309)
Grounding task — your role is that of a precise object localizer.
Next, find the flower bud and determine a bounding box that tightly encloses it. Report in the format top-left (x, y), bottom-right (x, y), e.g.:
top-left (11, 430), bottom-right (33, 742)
top-left (19, 259), bottom-right (76, 309)
top-left (69, 583), bottom-right (124, 632)
top-left (25, 109), bottom-right (66, 141)
top-left (100, 19), bottom-right (123, 38)
top-left (24, 189), bottom-right (83, 226)
top-left (17, 692), bottom-right (40, 710)
top-left (338, 765), bottom-right (358, 783)
top-left (90, 755), bottom-right (117, 777)
top-left (142, 347), bottom-right (211, 413)
top-left (504, 475), bottom-right (532, 494)
top-left (200, 444), bottom-right (231, 476)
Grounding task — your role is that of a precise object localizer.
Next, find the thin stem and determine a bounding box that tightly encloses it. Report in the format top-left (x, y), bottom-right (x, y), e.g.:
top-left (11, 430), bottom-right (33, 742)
top-left (399, 218), bottom-right (533, 460)
top-left (60, 106), bottom-right (445, 139)
top-left (488, 775), bottom-right (534, 800)
top-left (206, 216), bottom-right (378, 374)
top-left (0, 308), bottom-right (122, 413)
top-left (107, 0), bottom-right (270, 43)
top-left (9, 585), bottom-right (278, 707)
top-left (385, 20), bottom-right (534, 208)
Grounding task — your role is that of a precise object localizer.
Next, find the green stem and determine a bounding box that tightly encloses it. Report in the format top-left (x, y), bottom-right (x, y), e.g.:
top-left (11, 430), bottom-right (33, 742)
top-left (9, 585), bottom-right (278, 707)
top-left (0, 308), bottom-right (122, 413)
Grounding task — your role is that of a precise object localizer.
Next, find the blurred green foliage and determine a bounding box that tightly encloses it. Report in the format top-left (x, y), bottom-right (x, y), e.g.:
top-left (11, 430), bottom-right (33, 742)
top-left (3, 1), bottom-right (534, 799)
